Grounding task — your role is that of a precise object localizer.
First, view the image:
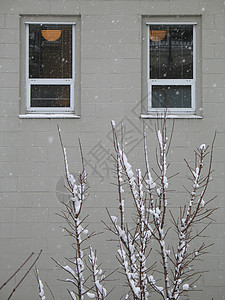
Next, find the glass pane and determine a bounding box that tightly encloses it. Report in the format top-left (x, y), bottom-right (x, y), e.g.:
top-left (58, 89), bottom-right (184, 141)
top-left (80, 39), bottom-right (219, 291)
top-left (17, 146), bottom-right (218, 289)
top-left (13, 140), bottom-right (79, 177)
top-left (152, 86), bottom-right (191, 108)
top-left (29, 24), bottom-right (72, 79)
top-left (31, 85), bottom-right (70, 107)
top-left (150, 25), bottom-right (193, 79)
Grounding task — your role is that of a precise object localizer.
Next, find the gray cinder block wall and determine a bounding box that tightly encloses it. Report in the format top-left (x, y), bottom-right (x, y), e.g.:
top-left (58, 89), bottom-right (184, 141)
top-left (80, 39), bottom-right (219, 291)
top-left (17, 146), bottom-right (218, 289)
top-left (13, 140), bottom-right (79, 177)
top-left (0, 0), bottom-right (225, 299)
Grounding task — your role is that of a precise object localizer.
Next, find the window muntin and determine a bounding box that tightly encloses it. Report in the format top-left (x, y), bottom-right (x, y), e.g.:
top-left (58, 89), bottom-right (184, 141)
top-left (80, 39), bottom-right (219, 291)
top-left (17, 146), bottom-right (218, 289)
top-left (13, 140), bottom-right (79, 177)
top-left (26, 23), bottom-right (75, 112)
top-left (148, 23), bottom-right (196, 112)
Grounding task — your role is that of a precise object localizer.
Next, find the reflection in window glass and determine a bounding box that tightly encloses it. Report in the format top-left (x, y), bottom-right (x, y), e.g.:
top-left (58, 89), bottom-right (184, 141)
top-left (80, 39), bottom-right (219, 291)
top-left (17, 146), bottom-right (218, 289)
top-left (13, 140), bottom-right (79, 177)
top-left (150, 25), bottom-right (193, 80)
top-left (31, 85), bottom-right (70, 107)
top-left (152, 86), bottom-right (191, 108)
top-left (29, 24), bottom-right (72, 79)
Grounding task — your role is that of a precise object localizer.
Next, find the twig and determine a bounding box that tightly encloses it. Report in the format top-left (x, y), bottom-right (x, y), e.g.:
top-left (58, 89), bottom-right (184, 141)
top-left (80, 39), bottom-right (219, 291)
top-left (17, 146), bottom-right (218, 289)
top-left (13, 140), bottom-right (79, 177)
top-left (7, 249), bottom-right (42, 300)
top-left (0, 252), bottom-right (34, 290)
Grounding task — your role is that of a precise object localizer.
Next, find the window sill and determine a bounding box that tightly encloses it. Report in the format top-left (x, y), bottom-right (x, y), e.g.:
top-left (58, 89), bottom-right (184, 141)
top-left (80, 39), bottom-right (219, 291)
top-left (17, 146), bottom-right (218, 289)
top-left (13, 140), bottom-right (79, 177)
top-left (19, 114), bottom-right (81, 119)
top-left (140, 114), bottom-right (202, 119)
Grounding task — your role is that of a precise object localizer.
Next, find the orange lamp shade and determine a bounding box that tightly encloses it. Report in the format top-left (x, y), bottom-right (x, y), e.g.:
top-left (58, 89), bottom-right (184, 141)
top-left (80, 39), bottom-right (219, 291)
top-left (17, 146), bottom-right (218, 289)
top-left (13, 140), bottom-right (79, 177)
top-left (150, 30), bottom-right (167, 42)
top-left (41, 30), bottom-right (62, 41)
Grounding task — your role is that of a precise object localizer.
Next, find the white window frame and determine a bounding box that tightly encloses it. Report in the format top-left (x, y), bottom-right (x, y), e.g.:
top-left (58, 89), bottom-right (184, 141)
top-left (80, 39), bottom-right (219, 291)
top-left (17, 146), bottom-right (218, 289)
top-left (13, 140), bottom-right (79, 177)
top-left (147, 22), bottom-right (197, 114)
top-left (25, 22), bottom-right (76, 113)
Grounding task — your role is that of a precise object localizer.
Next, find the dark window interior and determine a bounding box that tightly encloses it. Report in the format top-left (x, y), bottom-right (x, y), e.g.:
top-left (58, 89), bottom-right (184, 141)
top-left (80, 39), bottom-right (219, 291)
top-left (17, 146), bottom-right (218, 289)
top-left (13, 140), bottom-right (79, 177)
top-left (150, 25), bottom-right (193, 80)
top-left (29, 24), bottom-right (72, 79)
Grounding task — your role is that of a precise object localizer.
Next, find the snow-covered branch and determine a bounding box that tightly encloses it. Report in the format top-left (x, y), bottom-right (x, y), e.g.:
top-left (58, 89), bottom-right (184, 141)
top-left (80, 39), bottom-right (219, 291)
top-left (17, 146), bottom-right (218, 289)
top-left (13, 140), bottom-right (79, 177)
top-left (56, 127), bottom-right (108, 300)
top-left (35, 267), bottom-right (46, 300)
top-left (88, 246), bottom-right (107, 299)
top-left (109, 117), bottom-right (216, 300)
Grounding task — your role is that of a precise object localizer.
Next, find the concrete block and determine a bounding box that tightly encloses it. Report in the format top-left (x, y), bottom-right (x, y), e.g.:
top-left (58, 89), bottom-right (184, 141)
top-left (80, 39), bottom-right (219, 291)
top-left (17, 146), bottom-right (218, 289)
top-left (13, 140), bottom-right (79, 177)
top-left (0, 14), bottom-right (5, 28)
top-left (0, 117), bottom-right (19, 132)
top-left (80, 1), bottom-right (110, 15)
top-left (109, 43), bottom-right (141, 58)
top-left (124, 73), bottom-right (141, 88)
top-left (82, 29), bottom-right (109, 45)
top-left (204, 270), bottom-right (225, 287)
top-left (0, 161), bottom-right (35, 177)
top-left (215, 14), bottom-right (225, 29)
top-left (5, 14), bottom-right (19, 28)
top-left (0, 208), bottom-right (13, 222)
top-left (219, 255), bottom-right (225, 271)
top-left (16, 207), bottom-right (49, 223)
top-left (49, 0), bottom-right (80, 14)
top-left (82, 58), bottom-right (110, 74)
top-left (81, 102), bottom-right (96, 117)
top-left (0, 58), bottom-right (19, 73)
top-left (32, 222), bottom-right (62, 240)
top-left (0, 87), bottom-right (18, 102)
top-left (203, 87), bottom-right (225, 103)
top-left (202, 43), bottom-right (215, 58)
top-left (82, 73), bottom-right (124, 88)
top-left (214, 74), bottom-right (225, 87)
top-left (1, 222), bottom-right (31, 238)
top-left (107, 1), bottom-right (139, 15)
top-left (199, 0), bottom-right (225, 14)
top-left (0, 132), bottom-right (3, 145)
top-left (0, 28), bottom-right (19, 44)
top-left (109, 29), bottom-right (140, 45)
top-left (16, 191), bottom-right (50, 208)
top-left (0, 72), bottom-right (19, 88)
top-left (140, 0), bottom-right (170, 15)
top-left (81, 43), bottom-right (111, 59)
top-left (169, 0), bottom-right (201, 14)
top-left (0, 0), bottom-right (50, 14)
top-left (18, 176), bottom-right (49, 192)
top-left (3, 132), bottom-right (35, 147)
top-left (110, 58), bottom-right (140, 74)
top-left (33, 131), bottom-right (59, 147)
top-left (0, 177), bottom-right (17, 192)
top-left (0, 238), bottom-right (12, 254)
top-left (203, 59), bottom-right (225, 74)
top-left (218, 287), bottom-right (225, 299)
top-left (202, 73), bottom-right (215, 88)
top-left (215, 44), bottom-right (225, 58)
top-left (47, 236), bottom-right (72, 254)
top-left (202, 14), bottom-right (215, 29)
top-left (18, 119), bottom-right (50, 132)
top-left (17, 147), bottom-right (48, 162)
top-left (203, 29), bottom-right (225, 44)
top-left (81, 87), bottom-right (111, 103)
top-left (34, 161), bottom-right (62, 178)
top-left (110, 87), bottom-right (140, 104)
top-left (0, 103), bottom-right (18, 116)
top-left (81, 15), bottom-right (95, 30)
top-left (0, 146), bottom-right (18, 162)
top-left (0, 44), bottom-right (19, 59)
top-left (47, 146), bottom-right (63, 163)
top-left (11, 237), bottom-right (47, 253)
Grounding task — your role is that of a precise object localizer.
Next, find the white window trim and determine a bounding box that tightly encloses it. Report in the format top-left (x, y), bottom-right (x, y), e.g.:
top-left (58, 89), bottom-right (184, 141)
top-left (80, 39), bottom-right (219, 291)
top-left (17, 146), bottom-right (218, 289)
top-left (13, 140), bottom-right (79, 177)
top-left (25, 22), bottom-right (76, 113)
top-left (147, 22), bottom-right (197, 114)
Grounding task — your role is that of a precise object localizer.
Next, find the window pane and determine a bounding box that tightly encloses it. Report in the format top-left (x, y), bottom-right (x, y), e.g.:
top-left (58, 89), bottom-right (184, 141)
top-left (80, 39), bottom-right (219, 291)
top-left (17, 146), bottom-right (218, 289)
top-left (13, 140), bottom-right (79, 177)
top-left (150, 25), bottom-right (193, 79)
top-left (29, 24), bottom-right (72, 78)
top-left (152, 86), bottom-right (191, 108)
top-left (31, 85), bottom-right (70, 107)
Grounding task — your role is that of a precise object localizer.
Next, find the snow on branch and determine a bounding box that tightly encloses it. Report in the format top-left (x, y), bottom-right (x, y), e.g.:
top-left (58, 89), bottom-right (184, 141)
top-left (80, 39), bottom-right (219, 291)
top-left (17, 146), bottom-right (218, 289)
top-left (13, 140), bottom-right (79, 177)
top-left (108, 116), bottom-right (216, 300)
top-left (88, 246), bottom-right (107, 299)
top-left (35, 267), bottom-right (46, 300)
top-left (56, 127), bottom-right (109, 300)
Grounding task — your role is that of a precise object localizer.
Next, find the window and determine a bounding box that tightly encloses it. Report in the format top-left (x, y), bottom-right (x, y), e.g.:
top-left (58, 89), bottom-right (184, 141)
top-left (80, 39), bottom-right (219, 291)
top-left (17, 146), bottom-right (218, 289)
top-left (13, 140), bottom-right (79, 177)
top-left (20, 16), bottom-right (81, 117)
top-left (142, 17), bottom-right (201, 117)
top-left (26, 22), bottom-right (75, 113)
